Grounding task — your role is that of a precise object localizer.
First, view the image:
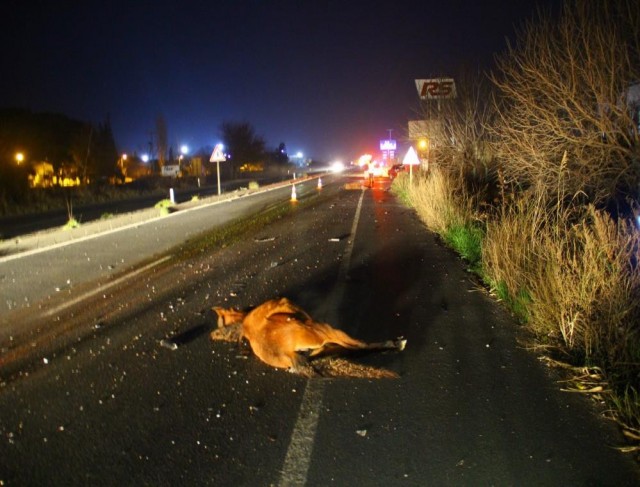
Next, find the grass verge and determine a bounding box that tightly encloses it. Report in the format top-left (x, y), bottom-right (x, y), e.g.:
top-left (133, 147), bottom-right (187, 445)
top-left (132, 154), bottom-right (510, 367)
top-left (175, 190), bottom-right (321, 261)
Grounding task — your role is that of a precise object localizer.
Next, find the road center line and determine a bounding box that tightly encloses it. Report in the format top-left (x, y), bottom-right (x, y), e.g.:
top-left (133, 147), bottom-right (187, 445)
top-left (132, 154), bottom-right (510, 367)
top-left (278, 188), bottom-right (365, 487)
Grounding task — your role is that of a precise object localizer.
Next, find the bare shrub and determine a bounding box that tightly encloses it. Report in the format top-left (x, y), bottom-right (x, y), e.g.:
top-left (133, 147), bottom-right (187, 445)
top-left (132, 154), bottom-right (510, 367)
top-left (490, 0), bottom-right (640, 205)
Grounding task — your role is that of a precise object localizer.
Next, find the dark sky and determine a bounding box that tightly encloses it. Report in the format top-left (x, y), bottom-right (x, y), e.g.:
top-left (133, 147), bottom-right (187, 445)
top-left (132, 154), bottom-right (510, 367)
top-left (2, 0), bottom-right (561, 162)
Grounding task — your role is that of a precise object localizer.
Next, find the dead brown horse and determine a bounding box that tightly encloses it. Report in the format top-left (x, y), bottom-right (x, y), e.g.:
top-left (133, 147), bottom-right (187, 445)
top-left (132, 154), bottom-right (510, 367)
top-left (211, 298), bottom-right (406, 377)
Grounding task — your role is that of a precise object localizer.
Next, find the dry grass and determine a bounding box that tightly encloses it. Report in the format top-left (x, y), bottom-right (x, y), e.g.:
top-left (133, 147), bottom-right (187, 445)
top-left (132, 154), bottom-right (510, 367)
top-left (484, 196), bottom-right (640, 373)
top-left (396, 169), bottom-right (640, 443)
top-left (531, 208), bottom-right (640, 370)
top-left (395, 169), bottom-right (484, 272)
top-left (482, 191), bottom-right (640, 441)
top-left (402, 169), bottom-right (476, 235)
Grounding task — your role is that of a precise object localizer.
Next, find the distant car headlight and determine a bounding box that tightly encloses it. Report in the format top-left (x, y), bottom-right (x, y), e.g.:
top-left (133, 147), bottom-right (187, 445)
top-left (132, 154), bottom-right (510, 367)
top-left (331, 161), bottom-right (345, 173)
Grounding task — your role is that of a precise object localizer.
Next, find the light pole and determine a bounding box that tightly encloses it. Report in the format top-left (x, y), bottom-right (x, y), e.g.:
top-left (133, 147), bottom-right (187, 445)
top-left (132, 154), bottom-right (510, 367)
top-left (418, 138), bottom-right (429, 170)
top-left (118, 154), bottom-right (127, 181)
top-left (15, 152), bottom-right (24, 165)
top-left (179, 145), bottom-right (189, 174)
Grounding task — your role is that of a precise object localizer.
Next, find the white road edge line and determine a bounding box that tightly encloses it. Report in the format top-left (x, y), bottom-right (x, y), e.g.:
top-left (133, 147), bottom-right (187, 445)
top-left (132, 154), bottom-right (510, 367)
top-left (0, 178), bottom-right (312, 265)
top-left (41, 255), bottom-right (172, 318)
top-left (278, 188), bottom-right (365, 487)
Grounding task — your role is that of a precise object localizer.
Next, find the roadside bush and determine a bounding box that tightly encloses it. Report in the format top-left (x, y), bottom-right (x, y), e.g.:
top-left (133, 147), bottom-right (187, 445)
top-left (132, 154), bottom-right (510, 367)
top-left (530, 208), bottom-right (640, 371)
top-left (482, 191), bottom-right (548, 326)
top-left (482, 190), bottom-right (640, 428)
top-left (490, 0), bottom-right (640, 207)
top-left (398, 0), bottom-right (640, 449)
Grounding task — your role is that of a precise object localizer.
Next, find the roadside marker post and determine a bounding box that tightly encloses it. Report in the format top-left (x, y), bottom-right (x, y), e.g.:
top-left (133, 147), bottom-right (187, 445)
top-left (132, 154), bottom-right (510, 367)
top-left (317, 178), bottom-right (322, 190)
top-left (291, 184), bottom-right (297, 202)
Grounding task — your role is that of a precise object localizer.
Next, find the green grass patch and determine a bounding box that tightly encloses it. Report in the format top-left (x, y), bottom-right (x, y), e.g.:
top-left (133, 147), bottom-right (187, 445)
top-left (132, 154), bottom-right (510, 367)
top-left (493, 280), bottom-right (531, 323)
top-left (443, 223), bottom-right (483, 267)
top-left (609, 385), bottom-right (640, 433)
top-left (63, 218), bottom-right (80, 230)
top-left (155, 198), bottom-right (172, 216)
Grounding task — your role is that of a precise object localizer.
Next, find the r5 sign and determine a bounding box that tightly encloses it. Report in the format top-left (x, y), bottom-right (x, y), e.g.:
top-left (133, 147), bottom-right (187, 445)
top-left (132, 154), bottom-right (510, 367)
top-left (415, 78), bottom-right (457, 100)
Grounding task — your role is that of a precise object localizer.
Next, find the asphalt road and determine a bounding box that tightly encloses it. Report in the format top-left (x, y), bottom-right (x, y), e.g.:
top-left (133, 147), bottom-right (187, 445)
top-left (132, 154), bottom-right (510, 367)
top-left (0, 175), bottom-right (638, 486)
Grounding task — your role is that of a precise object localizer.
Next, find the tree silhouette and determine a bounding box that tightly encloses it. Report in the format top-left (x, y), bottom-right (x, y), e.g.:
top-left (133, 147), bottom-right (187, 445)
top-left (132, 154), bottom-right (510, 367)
top-left (220, 121), bottom-right (266, 178)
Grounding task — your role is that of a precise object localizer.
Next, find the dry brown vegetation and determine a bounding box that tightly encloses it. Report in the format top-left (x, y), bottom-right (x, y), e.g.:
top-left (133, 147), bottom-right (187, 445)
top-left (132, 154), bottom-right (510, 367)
top-left (490, 0), bottom-right (640, 204)
top-left (400, 0), bottom-right (640, 452)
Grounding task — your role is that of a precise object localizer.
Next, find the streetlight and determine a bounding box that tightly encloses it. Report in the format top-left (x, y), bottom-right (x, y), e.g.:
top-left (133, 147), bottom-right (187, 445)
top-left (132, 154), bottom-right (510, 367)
top-left (179, 145), bottom-right (189, 169)
top-left (15, 152), bottom-right (24, 165)
top-left (118, 153), bottom-right (128, 180)
top-left (417, 138), bottom-right (429, 167)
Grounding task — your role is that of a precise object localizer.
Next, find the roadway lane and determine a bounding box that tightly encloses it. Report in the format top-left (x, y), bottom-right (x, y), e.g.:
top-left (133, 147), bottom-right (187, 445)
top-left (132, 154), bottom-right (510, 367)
top-left (0, 177), bottom-right (321, 323)
top-left (0, 177), bottom-right (637, 485)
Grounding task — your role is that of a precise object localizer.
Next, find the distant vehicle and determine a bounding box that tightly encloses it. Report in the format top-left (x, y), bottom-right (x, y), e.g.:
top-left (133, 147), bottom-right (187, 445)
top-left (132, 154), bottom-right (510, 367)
top-left (389, 164), bottom-right (405, 179)
top-left (363, 161), bottom-right (390, 183)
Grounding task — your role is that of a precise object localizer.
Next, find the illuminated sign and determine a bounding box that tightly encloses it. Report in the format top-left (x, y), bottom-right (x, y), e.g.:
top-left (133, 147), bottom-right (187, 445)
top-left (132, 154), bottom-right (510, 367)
top-left (380, 139), bottom-right (396, 151)
top-left (403, 147), bottom-right (420, 166)
top-left (210, 144), bottom-right (226, 163)
top-left (415, 78), bottom-right (457, 100)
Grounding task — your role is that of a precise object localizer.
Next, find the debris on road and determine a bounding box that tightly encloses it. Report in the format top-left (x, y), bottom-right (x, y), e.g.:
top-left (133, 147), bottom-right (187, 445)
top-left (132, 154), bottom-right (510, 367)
top-left (159, 339), bottom-right (178, 351)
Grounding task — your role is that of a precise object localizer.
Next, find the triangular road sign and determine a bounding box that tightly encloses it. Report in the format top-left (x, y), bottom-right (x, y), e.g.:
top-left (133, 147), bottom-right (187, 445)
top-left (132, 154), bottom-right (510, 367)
top-left (403, 146), bottom-right (420, 165)
top-left (210, 144), bottom-right (226, 163)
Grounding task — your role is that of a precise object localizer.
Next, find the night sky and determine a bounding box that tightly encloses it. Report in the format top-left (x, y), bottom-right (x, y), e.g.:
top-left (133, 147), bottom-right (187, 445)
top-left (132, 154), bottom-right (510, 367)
top-left (2, 1), bottom-right (561, 162)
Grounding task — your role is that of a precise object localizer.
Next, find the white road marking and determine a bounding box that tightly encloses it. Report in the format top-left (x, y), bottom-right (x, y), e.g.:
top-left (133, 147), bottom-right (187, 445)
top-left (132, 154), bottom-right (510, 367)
top-left (278, 188), bottom-right (365, 486)
top-left (0, 178), bottom-right (314, 264)
top-left (41, 255), bottom-right (172, 318)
